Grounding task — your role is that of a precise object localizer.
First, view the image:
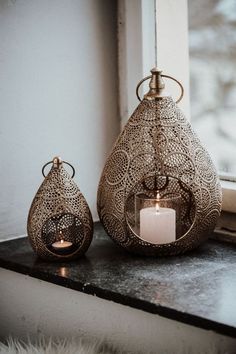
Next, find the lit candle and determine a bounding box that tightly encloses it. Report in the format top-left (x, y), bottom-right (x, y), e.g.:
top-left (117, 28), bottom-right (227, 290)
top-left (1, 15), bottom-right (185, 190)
top-left (140, 194), bottom-right (176, 244)
top-left (51, 230), bottom-right (73, 254)
top-left (51, 239), bottom-right (73, 250)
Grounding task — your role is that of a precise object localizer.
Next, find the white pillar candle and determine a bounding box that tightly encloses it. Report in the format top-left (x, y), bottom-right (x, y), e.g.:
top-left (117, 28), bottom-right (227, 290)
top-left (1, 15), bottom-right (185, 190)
top-left (140, 206), bottom-right (176, 244)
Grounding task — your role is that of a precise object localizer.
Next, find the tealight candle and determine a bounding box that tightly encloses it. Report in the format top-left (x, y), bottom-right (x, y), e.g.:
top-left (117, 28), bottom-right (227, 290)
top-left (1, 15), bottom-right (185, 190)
top-left (51, 230), bottom-right (74, 255)
top-left (140, 195), bottom-right (176, 244)
top-left (51, 239), bottom-right (73, 250)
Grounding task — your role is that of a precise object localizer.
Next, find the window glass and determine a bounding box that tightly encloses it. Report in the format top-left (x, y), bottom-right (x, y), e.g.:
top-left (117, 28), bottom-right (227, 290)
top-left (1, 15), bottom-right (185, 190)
top-left (188, 0), bottom-right (236, 176)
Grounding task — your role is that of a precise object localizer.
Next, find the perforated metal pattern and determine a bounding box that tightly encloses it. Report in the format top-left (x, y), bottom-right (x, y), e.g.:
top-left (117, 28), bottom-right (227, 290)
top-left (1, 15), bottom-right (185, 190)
top-left (97, 97), bottom-right (222, 256)
top-left (28, 164), bottom-right (93, 261)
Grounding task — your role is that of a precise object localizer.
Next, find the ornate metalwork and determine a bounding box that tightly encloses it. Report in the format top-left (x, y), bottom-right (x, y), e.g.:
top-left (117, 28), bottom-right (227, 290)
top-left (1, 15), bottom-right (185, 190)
top-left (28, 157), bottom-right (93, 261)
top-left (97, 69), bottom-right (222, 256)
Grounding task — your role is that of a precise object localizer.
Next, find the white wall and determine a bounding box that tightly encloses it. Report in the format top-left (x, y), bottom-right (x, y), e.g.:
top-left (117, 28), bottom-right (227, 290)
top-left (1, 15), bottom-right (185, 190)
top-left (1, 269), bottom-right (236, 353)
top-left (0, 0), bottom-right (119, 240)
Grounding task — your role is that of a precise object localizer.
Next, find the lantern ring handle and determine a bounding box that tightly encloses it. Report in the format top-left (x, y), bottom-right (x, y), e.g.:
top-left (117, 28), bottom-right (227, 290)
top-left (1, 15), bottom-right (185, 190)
top-left (136, 74), bottom-right (184, 104)
top-left (42, 160), bottom-right (75, 178)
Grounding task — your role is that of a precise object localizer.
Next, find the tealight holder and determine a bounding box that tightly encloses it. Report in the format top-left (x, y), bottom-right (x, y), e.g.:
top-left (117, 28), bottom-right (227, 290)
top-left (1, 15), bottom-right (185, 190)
top-left (27, 157), bottom-right (93, 261)
top-left (134, 192), bottom-right (181, 244)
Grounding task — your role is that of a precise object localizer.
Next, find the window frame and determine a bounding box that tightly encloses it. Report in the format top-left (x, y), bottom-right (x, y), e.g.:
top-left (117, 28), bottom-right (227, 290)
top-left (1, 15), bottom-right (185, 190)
top-left (118, 0), bottom-right (236, 235)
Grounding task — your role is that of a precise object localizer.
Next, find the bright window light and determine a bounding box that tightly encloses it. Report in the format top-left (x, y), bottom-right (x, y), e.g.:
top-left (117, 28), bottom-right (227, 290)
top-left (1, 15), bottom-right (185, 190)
top-left (188, 0), bottom-right (236, 177)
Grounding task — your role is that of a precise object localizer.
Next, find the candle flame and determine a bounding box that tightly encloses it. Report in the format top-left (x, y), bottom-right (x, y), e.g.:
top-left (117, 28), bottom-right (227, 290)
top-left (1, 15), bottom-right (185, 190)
top-left (156, 191), bottom-right (160, 212)
top-left (60, 239), bottom-right (64, 244)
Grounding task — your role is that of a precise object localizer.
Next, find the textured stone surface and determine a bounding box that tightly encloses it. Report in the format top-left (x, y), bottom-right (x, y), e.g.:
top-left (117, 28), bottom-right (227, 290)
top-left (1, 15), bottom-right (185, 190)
top-left (0, 223), bottom-right (236, 337)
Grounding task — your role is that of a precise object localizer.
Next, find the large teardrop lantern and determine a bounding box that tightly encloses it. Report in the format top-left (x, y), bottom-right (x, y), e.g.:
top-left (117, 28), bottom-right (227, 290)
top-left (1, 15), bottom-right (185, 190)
top-left (28, 157), bottom-right (93, 261)
top-left (97, 68), bottom-right (222, 256)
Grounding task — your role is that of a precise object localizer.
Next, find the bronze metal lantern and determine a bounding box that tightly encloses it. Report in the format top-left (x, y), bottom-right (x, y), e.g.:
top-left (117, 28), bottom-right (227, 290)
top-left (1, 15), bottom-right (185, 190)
top-left (97, 68), bottom-right (222, 256)
top-left (28, 157), bottom-right (93, 261)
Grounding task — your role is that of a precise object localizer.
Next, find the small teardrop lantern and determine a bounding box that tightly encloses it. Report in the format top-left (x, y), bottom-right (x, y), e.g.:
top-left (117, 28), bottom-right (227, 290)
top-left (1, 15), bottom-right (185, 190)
top-left (28, 157), bottom-right (93, 261)
top-left (97, 68), bottom-right (222, 256)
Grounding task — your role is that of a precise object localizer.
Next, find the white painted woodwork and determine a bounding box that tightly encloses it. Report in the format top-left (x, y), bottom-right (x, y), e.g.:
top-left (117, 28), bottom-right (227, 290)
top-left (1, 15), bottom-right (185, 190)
top-left (118, 0), bottom-right (190, 126)
top-left (0, 269), bottom-right (236, 353)
top-left (155, 0), bottom-right (190, 118)
top-left (118, 0), bottom-right (156, 126)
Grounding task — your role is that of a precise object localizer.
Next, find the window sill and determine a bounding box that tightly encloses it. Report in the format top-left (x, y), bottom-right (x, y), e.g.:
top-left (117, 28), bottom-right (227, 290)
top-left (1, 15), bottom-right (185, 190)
top-left (0, 222), bottom-right (235, 338)
top-left (215, 180), bottom-right (236, 241)
top-left (221, 180), bottom-right (236, 213)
